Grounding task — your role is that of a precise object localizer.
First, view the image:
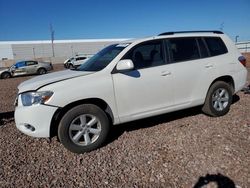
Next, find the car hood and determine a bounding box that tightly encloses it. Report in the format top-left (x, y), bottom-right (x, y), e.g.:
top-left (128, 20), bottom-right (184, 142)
top-left (18, 69), bottom-right (93, 93)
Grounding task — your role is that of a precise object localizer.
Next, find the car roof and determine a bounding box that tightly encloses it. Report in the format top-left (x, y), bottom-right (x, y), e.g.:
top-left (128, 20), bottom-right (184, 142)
top-left (120, 30), bottom-right (225, 46)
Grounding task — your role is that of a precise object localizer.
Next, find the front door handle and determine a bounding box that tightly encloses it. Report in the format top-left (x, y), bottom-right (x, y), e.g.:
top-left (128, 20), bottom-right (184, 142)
top-left (161, 71), bottom-right (171, 76)
top-left (205, 64), bottom-right (213, 68)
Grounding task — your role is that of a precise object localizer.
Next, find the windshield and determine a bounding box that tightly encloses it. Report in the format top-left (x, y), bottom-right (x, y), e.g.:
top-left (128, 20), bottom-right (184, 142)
top-left (77, 44), bottom-right (127, 71)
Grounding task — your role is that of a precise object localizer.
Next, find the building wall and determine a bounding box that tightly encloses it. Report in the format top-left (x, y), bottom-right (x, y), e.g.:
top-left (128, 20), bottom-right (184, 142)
top-left (0, 43), bottom-right (13, 60)
top-left (0, 39), bottom-right (127, 61)
top-left (235, 41), bottom-right (250, 53)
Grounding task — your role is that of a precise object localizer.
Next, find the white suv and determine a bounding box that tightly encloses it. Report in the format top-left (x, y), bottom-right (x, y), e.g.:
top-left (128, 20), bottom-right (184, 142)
top-left (15, 31), bottom-right (248, 153)
top-left (64, 55), bottom-right (90, 69)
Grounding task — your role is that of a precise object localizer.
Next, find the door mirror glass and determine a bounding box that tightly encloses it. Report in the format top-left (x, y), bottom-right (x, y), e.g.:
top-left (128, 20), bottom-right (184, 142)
top-left (116, 59), bottom-right (134, 71)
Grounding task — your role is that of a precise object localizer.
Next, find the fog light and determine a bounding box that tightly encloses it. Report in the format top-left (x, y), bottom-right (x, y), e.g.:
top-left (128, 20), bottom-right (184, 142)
top-left (24, 124), bottom-right (35, 131)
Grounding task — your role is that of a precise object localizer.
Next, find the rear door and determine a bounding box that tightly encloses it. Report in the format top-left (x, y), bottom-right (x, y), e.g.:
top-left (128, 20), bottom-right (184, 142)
top-left (165, 37), bottom-right (217, 106)
top-left (25, 61), bottom-right (39, 74)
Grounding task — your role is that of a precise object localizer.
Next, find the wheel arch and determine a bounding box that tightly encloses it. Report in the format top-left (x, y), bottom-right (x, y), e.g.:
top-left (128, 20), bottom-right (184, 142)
top-left (50, 98), bottom-right (114, 137)
top-left (1, 71), bottom-right (12, 79)
top-left (209, 75), bottom-right (235, 93)
top-left (37, 67), bottom-right (47, 73)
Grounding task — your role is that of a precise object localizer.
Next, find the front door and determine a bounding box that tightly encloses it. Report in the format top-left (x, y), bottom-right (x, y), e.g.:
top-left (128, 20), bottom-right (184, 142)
top-left (112, 40), bottom-right (174, 123)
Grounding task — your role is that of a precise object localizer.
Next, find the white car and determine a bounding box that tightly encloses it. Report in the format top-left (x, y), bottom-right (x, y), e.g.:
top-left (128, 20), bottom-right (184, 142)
top-left (64, 55), bottom-right (90, 69)
top-left (15, 31), bottom-right (248, 153)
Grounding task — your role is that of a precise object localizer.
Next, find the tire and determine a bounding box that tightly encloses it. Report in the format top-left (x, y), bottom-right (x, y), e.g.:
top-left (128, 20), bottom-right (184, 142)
top-left (1, 72), bottom-right (11, 79)
top-left (69, 64), bottom-right (74, 69)
top-left (64, 63), bottom-right (69, 69)
top-left (37, 68), bottom-right (47, 75)
top-left (202, 81), bottom-right (233, 117)
top-left (58, 104), bottom-right (110, 153)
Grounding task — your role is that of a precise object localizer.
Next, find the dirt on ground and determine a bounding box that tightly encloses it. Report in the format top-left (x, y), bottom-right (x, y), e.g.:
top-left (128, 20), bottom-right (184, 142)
top-left (0, 59), bottom-right (249, 187)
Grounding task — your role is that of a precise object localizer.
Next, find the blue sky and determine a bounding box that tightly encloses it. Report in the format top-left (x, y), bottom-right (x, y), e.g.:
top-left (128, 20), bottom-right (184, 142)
top-left (0, 0), bottom-right (249, 41)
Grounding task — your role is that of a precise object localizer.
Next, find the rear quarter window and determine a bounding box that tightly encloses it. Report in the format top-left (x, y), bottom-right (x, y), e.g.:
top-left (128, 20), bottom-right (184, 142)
top-left (204, 37), bottom-right (228, 56)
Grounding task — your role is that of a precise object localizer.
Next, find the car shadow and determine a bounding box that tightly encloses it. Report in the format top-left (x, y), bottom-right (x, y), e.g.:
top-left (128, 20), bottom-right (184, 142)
top-left (106, 94), bottom-right (240, 146)
top-left (193, 173), bottom-right (236, 188)
top-left (0, 111), bottom-right (14, 126)
top-left (232, 94), bottom-right (240, 104)
top-left (106, 106), bottom-right (202, 145)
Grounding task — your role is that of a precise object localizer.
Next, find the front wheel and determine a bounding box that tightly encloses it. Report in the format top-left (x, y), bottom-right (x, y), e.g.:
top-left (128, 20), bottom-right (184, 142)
top-left (58, 104), bottom-right (110, 153)
top-left (1, 72), bottom-right (11, 79)
top-left (202, 81), bottom-right (233, 117)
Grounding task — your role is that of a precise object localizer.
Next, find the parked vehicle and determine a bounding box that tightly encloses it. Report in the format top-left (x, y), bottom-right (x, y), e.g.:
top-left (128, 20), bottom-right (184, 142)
top-left (15, 31), bottom-right (248, 153)
top-left (64, 55), bottom-right (90, 69)
top-left (0, 60), bottom-right (53, 79)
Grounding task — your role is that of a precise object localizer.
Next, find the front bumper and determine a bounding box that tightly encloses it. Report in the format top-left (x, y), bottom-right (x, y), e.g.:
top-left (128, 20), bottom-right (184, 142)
top-left (15, 104), bottom-right (58, 138)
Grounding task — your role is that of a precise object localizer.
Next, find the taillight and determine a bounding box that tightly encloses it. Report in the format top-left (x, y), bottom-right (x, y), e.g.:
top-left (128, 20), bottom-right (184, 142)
top-left (238, 56), bottom-right (246, 67)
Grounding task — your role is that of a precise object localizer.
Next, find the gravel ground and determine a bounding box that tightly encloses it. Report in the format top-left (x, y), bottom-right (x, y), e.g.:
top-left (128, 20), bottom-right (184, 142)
top-left (0, 62), bottom-right (250, 187)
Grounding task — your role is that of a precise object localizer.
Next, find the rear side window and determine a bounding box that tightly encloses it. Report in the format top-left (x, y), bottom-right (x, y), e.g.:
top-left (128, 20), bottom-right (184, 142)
top-left (197, 38), bottom-right (209, 58)
top-left (168, 38), bottom-right (199, 62)
top-left (204, 37), bottom-right (228, 56)
top-left (26, 61), bottom-right (38, 66)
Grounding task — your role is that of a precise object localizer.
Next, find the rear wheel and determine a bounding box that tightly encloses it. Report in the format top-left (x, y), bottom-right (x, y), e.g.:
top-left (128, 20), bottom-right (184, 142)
top-left (202, 81), bottom-right (233, 117)
top-left (58, 104), bottom-right (110, 153)
top-left (1, 72), bottom-right (11, 79)
top-left (37, 68), bottom-right (47, 75)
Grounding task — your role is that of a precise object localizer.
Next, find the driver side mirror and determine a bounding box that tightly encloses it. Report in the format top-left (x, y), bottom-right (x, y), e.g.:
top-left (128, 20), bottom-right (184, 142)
top-left (116, 59), bottom-right (134, 71)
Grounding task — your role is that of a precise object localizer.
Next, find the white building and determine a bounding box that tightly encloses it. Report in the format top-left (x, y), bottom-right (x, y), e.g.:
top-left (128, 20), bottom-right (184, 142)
top-left (0, 39), bottom-right (128, 60)
top-left (0, 39), bottom-right (249, 61)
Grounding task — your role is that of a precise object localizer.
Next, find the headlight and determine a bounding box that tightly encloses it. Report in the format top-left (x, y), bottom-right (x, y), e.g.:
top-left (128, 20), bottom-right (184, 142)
top-left (21, 91), bottom-right (53, 106)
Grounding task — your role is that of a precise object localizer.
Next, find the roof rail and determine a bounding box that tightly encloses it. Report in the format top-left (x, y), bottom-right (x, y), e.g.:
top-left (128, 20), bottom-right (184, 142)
top-left (158, 30), bottom-right (224, 36)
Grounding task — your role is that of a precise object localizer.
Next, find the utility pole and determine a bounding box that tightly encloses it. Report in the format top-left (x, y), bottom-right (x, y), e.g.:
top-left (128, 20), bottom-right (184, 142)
top-left (32, 47), bottom-right (36, 59)
top-left (219, 22), bottom-right (224, 31)
top-left (235, 35), bottom-right (239, 43)
top-left (50, 24), bottom-right (55, 57)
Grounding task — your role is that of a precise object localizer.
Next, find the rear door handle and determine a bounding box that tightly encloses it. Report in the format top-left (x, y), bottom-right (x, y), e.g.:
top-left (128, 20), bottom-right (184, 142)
top-left (161, 71), bottom-right (171, 76)
top-left (205, 64), bottom-right (213, 68)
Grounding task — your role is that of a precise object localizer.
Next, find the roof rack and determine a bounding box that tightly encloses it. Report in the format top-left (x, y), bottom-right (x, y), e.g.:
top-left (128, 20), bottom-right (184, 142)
top-left (158, 30), bottom-right (223, 36)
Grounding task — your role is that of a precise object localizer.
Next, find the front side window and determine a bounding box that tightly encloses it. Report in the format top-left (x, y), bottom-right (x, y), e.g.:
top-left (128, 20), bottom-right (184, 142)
top-left (168, 37), bottom-right (199, 62)
top-left (76, 57), bottom-right (86, 61)
top-left (15, 61), bottom-right (26, 68)
top-left (77, 44), bottom-right (127, 72)
top-left (123, 40), bottom-right (165, 69)
top-left (204, 37), bottom-right (228, 56)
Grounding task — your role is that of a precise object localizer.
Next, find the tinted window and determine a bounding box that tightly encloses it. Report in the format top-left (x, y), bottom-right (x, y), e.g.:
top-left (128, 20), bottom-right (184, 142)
top-left (168, 38), bottom-right (199, 62)
top-left (76, 57), bottom-right (86, 61)
top-left (77, 44), bottom-right (126, 72)
top-left (197, 38), bottom-right (209, 58)
top-left (204, 37), bottom-right (228, 56)
top-left (26, 61), bottom-right (38, 66)
top-left (123, 40), bottom-right (165, 69)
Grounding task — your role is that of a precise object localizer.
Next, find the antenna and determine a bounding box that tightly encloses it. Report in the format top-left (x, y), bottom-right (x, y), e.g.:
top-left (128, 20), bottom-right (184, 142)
top-left (50, 23), bottom-right (55, 57)
top-left (219, 22), bottom-right (224, 31)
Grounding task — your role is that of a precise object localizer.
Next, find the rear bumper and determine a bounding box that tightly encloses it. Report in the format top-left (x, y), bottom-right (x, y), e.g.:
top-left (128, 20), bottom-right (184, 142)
top-left (233, 68), bottom-right (248, 93)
